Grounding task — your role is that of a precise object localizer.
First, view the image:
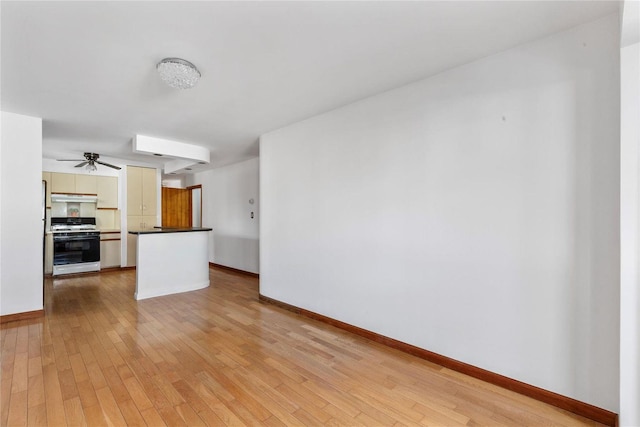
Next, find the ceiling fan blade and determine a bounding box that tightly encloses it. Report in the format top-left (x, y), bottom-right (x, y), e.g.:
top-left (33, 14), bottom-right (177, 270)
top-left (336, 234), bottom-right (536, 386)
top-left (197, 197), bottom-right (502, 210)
top-left (74, 161), bottom-right (89, 168)
top-left (95, 160), bottom-right (122, 170)
top-left (57, 159), bottom-right (84, 162)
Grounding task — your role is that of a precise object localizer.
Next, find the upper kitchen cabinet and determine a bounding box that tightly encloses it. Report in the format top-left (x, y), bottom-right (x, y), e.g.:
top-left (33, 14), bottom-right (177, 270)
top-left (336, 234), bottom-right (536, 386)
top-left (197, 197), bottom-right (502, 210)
top-left (42, 172), bottom-right (51, 207)
top-left (47, 171), bottom-right (119, 210)
top-left (50, 172), bottom-right (76, 193)
top-left (141, 167), bottom-right (157, 216)
top-left (127, 166), bottom-right (143, 215)
top-left (127, 166), bottom-right (157, 216)
top-left (97, 176), bottom-right (118, 208)
top-left (50, 172), bottom-right (99, 195)
top-left (75, 174), bottom-right (97, 194)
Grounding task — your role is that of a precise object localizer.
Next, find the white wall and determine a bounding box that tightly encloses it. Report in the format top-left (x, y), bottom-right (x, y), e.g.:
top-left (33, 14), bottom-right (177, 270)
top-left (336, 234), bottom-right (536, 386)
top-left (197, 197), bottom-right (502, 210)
top-left (619, 1), bottom-right (640, 423)
top-left (260, 16), bottom-right (620, 411)
top-left (1, 112), bottom-right (43, 316)
top-left (620, 40), bottom-right (639, 424)
top-left (187, 158), bottom-right (259, 273)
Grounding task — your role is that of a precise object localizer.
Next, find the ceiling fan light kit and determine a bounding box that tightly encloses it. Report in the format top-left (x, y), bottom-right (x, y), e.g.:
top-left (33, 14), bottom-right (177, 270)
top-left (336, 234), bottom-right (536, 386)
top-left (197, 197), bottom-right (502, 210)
top-left (156, 58), bottom-right (201, 89)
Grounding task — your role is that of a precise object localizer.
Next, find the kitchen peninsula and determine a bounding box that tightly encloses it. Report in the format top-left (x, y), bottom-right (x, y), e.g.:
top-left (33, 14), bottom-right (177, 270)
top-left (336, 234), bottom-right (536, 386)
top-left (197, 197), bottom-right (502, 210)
top-left (128, 227), bottom-right (212, 300)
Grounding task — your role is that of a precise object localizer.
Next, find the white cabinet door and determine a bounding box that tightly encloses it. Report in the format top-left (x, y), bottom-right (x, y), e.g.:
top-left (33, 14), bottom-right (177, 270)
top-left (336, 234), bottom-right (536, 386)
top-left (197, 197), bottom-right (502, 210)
top-left (45, 234), bottom-right (53, 274)
top-left (100, 239), bottom-right (121, 269)
top-left (97, 176), bottom-right (118, 208)
top-left (142, 167), bottom-right (157, 216)
top-left (51, 172), bottom-right (76, 193)
top-left (127, 234), bottom-right (137, 267)
top-left (127, 166), bottom-right (143, 216)
top-left (75, 174), bottom-right (97, 194)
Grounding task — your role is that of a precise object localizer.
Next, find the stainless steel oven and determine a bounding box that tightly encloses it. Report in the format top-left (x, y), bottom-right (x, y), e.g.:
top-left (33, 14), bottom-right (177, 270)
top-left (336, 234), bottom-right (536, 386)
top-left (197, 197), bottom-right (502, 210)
top-left (51, 217), bottom-right (101, 275)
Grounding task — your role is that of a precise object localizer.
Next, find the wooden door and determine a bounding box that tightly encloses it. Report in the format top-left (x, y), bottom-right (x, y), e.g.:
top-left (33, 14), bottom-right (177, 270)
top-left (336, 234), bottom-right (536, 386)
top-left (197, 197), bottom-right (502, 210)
top-left (162, 187), bottom-right (190, 228)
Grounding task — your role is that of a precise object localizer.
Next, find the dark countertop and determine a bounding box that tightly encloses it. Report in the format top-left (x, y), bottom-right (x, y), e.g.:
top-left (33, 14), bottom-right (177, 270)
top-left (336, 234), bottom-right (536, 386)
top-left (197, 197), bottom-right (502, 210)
top-left (128, 227), bottom-right (212, 235)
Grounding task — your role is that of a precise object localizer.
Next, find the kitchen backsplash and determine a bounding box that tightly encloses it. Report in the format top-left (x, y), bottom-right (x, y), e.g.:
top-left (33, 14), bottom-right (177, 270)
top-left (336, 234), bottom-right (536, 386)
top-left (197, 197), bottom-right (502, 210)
top-left (49, 202), bottom-right (121, 230)
top-left (51, 202), bottom-right (96, 218)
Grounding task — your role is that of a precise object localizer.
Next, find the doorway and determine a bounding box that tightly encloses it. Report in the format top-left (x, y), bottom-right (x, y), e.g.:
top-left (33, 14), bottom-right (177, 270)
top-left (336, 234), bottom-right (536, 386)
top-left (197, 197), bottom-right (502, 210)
top-left (161, 184), bottom-right (202, 228)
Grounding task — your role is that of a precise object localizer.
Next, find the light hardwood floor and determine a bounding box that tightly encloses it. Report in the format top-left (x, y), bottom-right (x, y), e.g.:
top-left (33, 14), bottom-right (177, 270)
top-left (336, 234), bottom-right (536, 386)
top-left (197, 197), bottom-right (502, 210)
top-left (1, 267), bottom-right (605, 426)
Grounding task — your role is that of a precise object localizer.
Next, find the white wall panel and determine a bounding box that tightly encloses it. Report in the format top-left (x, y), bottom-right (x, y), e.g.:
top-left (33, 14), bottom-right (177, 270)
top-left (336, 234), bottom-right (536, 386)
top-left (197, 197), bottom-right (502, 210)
top-left (1, 112), bottom-right (43, 315)
top-left (189, 158), bottom-right (259, 273)
top-left (260, 16), bottom-right (620, 410)
top-left (619, 38), bottom-right (640, 427)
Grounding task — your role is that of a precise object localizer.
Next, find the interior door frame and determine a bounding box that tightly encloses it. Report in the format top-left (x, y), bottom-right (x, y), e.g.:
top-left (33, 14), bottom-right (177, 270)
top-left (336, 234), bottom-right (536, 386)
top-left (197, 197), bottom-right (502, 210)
top-left (187, 184), bottom-right (202, 227)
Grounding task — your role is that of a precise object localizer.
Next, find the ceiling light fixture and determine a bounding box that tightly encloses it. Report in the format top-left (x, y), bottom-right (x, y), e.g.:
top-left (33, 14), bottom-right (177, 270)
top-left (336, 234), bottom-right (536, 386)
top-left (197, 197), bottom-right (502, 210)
top-left (156, 58), bottom-right (201, 89)
top-left (86, 162), bottom-right (97, 172)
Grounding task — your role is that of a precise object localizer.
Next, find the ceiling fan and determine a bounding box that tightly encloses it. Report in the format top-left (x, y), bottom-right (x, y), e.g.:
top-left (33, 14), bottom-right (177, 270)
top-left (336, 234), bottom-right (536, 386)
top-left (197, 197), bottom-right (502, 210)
top-left (57, 152), bottom-right (121, 171)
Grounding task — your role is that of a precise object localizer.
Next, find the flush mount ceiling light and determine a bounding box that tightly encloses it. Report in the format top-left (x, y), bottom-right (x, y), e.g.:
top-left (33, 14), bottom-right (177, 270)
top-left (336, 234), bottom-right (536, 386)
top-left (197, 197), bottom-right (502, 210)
top-left (156, 58), bottom-right (201, 89)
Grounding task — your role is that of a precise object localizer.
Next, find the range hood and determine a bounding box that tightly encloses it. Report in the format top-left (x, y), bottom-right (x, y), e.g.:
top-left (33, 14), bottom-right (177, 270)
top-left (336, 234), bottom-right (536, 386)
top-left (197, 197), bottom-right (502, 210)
top-left (51, 194), bottom-right (98, 203)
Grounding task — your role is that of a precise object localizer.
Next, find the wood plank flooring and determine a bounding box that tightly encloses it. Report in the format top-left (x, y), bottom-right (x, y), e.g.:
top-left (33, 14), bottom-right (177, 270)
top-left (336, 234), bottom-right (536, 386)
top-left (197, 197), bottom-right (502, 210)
top-left (1, 267), bottom-right (605, 426)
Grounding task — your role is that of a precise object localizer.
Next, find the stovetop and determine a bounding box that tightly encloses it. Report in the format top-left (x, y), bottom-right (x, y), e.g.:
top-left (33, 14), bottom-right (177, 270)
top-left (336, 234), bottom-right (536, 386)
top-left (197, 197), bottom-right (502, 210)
top-left (50, 217), bottom-right (97, 232)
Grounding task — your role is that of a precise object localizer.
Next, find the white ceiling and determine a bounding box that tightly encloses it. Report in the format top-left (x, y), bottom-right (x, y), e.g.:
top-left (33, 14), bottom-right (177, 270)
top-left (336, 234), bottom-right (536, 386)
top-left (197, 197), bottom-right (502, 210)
top-left (1, 1), bottom-right (618, 172)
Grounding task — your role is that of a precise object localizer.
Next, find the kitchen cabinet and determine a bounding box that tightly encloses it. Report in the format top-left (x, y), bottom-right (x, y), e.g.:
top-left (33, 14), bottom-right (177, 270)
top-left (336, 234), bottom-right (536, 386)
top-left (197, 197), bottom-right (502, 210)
top-left (51, 172), bottom-right (76, 193)
top-left (50, 172), bottom-right (99, 195)
top-left (127, 166), bottom-right (157, 216)
top-left (47, 172), bottom-right (119, 208)
top-left (126, 213), bottom-right (156, 267)
top-left (127, 166), bottom-right (158, 267)
top-left (42, 172), bottom-right (51, 207)
top-left (96, 210), bottom-right (121, 230)
top-left (97, 176), bottom-right (118, 208)
top-left (127, 166), bottom-right (142, 215)
top-left (75, 174), bottom-right (97, 194)
top-left (100, 232), bottom-right (121, 269)
top-left (127, 234), bottom-right (137, 267)
top-left (44, 234), bottom-right (53, 274)
top-left (141, 167), bottom-right (157, 216)
top-left (127, 215), bottom-right (156, 231)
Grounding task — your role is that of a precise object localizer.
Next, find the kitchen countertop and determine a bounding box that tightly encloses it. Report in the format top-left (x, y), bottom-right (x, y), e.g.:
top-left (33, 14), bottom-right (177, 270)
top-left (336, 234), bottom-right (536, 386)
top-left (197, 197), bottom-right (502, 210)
top-left (128, 227), bottom-right (212, 235)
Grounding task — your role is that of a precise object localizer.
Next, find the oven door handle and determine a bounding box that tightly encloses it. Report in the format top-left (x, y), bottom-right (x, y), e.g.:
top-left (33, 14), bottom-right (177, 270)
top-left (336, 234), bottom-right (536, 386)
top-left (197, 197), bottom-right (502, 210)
top-left (53, 236), bottom-right (100, 242)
